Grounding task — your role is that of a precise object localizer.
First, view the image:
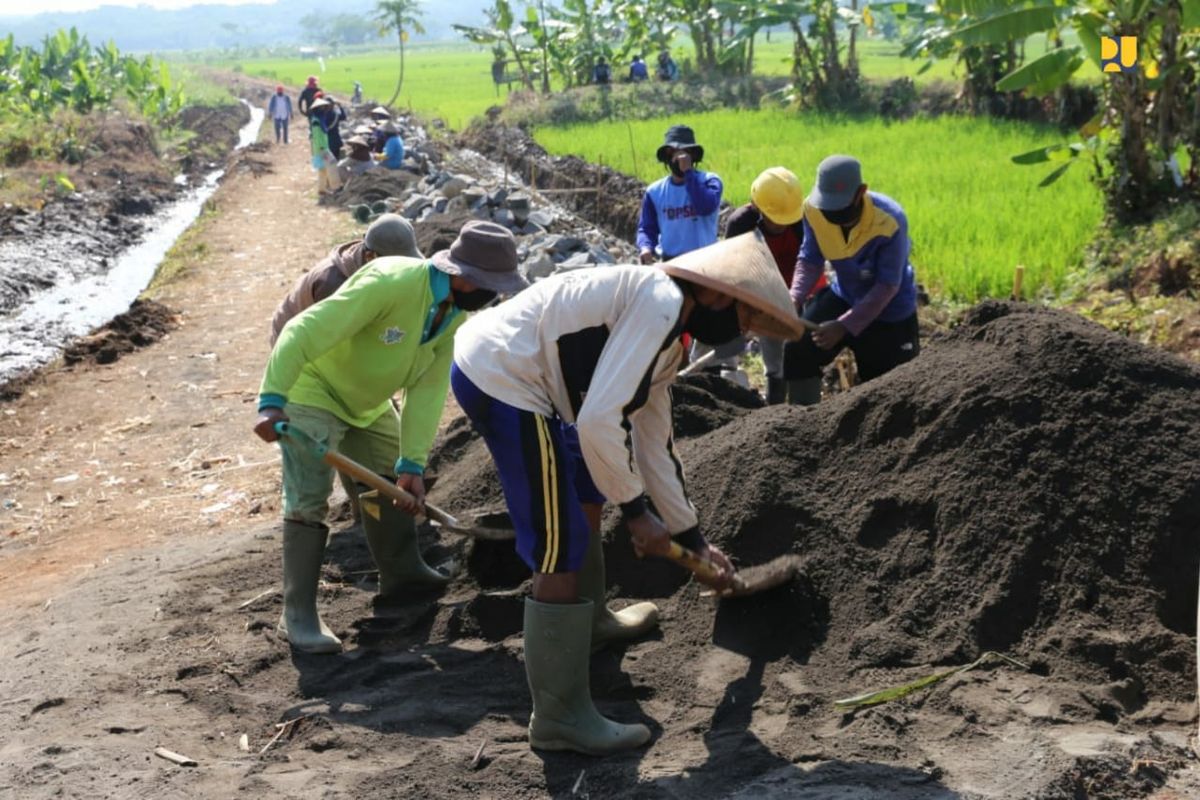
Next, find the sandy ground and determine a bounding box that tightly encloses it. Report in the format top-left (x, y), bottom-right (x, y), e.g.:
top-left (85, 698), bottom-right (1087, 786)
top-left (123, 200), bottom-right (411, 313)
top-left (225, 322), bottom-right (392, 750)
top-left (2, 118), bottom-right (1200, 800)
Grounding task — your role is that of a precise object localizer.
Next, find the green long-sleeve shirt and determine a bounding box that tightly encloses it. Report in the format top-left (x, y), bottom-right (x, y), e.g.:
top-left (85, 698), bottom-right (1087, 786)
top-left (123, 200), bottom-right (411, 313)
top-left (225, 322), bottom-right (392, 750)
top-left (258, 258), bottom-right (463, 475)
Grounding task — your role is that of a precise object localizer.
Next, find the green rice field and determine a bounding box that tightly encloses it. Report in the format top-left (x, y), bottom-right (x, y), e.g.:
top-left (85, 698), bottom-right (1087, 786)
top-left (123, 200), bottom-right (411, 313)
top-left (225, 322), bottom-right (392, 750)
top-left (535, 111), bottom-right (1102, 301)
top-left (227, 43), bottom-right (1104, 302)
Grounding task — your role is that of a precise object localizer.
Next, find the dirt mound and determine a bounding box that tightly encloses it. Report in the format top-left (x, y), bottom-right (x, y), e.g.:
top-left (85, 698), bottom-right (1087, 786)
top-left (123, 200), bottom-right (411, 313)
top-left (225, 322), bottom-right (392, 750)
top-left (669, 302), bottom-right (1199, 700)
top-left (458, 122), bottom-right (646, 242)
top-left (430, 302), bottom-right (1200, 709)
top-left (414, 209), bottom-right (477, 255)
top-left (61, 298), bottom-right (178, 368)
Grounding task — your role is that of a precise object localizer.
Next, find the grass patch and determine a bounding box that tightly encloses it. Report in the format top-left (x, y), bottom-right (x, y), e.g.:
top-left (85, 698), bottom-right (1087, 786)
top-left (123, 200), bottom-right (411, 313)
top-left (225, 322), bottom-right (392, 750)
top-left (535, 110), bottom-right (1102, 303)
top-left (143, 200), bottom-right (217, 295)
top-left (169, 64), bottom-right (243, 108)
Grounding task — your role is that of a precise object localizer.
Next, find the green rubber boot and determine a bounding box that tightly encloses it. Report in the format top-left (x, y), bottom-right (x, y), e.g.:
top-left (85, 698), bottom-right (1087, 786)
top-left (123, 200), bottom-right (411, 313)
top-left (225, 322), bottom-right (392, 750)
top-left (765, 376), bottom-right (787, 405)
top-left (524, 599), bottom-right (652, 755)
top-left (787, 377), bottom-right (823, 406)
top-left (277, 520), bottom-right (343, 654)
top-left (578, 533), bottom-right (658, 651)
top-left (359, 490), bottom-right (450, 599)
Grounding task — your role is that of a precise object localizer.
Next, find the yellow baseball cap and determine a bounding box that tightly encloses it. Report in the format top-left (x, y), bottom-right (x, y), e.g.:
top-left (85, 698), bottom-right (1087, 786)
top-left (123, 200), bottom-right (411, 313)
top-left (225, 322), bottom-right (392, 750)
top-left (750, 167), bottom-right (804, 226)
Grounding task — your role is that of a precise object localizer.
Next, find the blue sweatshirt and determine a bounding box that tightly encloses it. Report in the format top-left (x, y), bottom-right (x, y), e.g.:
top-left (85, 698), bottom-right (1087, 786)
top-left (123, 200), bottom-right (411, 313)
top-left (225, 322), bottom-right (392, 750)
top-left (636, 170), bottom-right (723, 259)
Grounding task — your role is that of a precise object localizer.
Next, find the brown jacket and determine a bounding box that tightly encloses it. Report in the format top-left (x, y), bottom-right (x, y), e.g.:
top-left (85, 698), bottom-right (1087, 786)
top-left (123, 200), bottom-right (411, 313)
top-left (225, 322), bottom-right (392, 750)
top-left (270, 240), bottom-right (368, 344)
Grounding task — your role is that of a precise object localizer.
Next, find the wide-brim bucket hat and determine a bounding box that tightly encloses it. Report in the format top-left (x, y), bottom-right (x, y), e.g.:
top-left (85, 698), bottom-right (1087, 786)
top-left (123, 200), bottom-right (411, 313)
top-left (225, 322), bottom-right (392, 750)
top-left (660, 231), bottom-right (806, 340)
top-left (656, 124), bottom-right (704, 164)
top-left (431, 220), bottom-right (529, 294)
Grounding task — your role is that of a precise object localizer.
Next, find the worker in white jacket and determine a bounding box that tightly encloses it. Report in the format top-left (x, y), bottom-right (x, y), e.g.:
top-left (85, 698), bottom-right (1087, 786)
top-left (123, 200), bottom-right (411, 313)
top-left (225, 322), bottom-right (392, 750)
top-left (451, 231), bottom-right (805, 756)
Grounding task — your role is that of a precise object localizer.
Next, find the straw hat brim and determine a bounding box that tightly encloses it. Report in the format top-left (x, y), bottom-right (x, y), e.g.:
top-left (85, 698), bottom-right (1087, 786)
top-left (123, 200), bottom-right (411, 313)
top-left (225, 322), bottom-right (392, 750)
top-left (660, 231), bottom-right (806, 340)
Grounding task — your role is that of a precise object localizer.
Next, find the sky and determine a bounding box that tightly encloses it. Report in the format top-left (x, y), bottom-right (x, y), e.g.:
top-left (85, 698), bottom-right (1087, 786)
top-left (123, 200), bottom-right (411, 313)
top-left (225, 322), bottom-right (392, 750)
top-left (0, 0), bottom-right (269, 15)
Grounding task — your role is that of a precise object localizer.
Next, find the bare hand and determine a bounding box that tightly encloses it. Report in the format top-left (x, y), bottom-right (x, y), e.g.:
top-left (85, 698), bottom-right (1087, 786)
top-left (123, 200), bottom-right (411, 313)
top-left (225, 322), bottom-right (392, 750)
top-left (812, 320), bottom-right (847, 351)
top-left (394, 473), bottom-right (426, 516)
top-left (639, 250), bottom-right (657, 265)
top-left (673, 151), bottom-right (693, 174)
top-left (253, 407), bottom-right (288, 443)
top-left (695, 541), bottom-right (736, 591)
top-left (627, 511), bottom-right (670, 558)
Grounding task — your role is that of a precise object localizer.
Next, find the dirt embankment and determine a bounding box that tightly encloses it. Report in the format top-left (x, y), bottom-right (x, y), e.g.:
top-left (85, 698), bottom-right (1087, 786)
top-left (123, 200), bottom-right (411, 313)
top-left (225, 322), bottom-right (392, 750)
top-left (459, 120), bottom-right (648, 243)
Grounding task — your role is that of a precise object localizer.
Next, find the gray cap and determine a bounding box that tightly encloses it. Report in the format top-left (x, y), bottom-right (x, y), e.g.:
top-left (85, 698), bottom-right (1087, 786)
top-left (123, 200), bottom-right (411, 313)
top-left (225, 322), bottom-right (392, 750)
top-left (364, 213), bottom-right (422, 259)
top-left (809, 155), bottom-right (863, 211)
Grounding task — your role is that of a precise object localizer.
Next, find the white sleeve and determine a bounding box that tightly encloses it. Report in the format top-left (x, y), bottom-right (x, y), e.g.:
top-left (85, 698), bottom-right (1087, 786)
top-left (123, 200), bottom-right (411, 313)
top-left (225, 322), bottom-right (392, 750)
top-left (630, 349), bottom-right (698, 533)
top-left (576, 285), bottom-right (682, 510)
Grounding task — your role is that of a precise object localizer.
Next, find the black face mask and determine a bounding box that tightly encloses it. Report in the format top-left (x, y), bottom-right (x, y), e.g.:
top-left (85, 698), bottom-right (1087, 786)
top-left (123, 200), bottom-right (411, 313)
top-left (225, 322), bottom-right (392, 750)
top-left (452, 287), bottom-right (497, 311)
top-left (685, 301), bottom-right (741, 345)
top-left (668, 159), bottom-right (685, 179)
top-left (820, 198), bottom-right (863, 227)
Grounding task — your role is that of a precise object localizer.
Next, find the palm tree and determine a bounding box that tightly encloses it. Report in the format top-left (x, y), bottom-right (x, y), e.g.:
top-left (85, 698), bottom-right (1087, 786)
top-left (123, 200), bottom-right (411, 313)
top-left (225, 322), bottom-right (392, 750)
top-left (374, 0), bottom-right (426, 108)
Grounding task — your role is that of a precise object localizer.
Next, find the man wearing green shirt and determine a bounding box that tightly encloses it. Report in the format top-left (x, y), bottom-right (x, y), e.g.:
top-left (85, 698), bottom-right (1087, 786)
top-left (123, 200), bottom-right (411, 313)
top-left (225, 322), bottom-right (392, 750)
top-left (253, 221), bottom-right (527, 653)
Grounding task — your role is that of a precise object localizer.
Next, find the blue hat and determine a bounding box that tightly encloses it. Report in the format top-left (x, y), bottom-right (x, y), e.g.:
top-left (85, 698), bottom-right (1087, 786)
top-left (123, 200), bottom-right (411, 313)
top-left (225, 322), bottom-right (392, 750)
top-left (808, 155), bottom-right (863, 211)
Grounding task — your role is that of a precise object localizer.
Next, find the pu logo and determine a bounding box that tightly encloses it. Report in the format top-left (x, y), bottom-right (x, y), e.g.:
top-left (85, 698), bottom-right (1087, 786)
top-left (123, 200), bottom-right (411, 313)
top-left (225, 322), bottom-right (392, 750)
top-left (1101, 36), bottom-right (1138, 73)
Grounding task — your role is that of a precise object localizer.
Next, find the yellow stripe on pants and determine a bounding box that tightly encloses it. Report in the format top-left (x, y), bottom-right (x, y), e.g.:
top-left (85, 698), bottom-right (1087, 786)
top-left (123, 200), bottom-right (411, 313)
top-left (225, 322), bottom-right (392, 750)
top-left (535, 415), bottom-right (560, 573)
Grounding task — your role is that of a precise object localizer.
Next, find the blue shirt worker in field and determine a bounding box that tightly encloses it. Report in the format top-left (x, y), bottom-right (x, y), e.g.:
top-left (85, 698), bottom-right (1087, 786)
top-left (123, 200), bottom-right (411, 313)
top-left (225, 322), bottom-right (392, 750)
top-left (252, 221), bottom-right (527, 654)
top-left (267, 85), bottom-right (292, 145)
top-left (592, 56), bottom-right (611, 85)
top-left (637, 125), bottom-right (723, 264)
top-left (784, 155), bottom-right (920, 403)
top-left (629, 54), bottom-right (648, 82)
top-left (451, 233), bottom-right (804, 755)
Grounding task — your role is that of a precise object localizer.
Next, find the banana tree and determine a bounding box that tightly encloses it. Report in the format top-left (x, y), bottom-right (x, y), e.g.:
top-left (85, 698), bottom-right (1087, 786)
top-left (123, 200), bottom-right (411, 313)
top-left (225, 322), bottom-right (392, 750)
top-left (913, 0), bottom-right (1200, 221)
top-left (453, 0), bottom-right (536, 91)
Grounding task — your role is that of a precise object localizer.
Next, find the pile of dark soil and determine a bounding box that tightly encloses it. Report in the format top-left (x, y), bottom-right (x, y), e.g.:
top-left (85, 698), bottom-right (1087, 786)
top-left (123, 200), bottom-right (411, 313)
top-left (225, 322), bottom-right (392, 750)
top-left (414, 209), bottom-right (478, 256)
top-left (432, 303), bottom-right (1200, 708)
top-left (61, 298), bottom-right (178, 368)
top-left (668, 302), bottom-right (1199, 702)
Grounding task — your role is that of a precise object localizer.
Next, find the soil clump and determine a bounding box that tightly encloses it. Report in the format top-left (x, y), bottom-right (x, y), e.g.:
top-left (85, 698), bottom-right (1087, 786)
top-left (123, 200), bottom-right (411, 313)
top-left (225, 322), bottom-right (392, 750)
top-left (60, 298), bottom-right (178, 368)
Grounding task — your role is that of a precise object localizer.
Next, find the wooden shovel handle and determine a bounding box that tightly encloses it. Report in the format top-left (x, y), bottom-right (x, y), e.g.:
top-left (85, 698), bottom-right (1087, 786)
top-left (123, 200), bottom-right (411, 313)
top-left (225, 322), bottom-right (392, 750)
top-left (665, 541), bottom-right (748, 592)
top-left (275, 421), bottom-right (464, 531)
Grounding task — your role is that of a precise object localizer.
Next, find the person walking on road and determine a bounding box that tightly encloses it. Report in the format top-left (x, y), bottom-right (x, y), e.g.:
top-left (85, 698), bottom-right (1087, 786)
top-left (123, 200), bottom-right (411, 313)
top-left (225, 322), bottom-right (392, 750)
top-left (267, 85), bottom-right (292, 145)
top-left (307, 98), bottom-right (341, 197)
top-left (298, 75), bottom-right (320, 119)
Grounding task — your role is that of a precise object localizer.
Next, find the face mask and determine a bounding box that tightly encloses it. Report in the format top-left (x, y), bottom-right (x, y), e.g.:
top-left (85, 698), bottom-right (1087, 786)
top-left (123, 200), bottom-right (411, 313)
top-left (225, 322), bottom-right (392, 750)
top-left (685, 301), bottom-right (741, 345)
top-left (821, 198), bottom-right (863, 227)
top-left (452, 287), bottom-right (497, 311)
top-left (668, 159), bottom-right (685, 179)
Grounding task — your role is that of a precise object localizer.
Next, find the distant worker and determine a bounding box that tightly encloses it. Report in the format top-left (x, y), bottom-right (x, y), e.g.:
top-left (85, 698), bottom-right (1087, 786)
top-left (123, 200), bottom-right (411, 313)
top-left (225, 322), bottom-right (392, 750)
top-left (725, 167), bottom-right (826, 404)
top-left (298, 75), bottom-right (320, 118)
top-left (267, 85), bottom-right (293, 145)
top-left (629, 54), bottom-right (648, 82)
top-left (368, 106), bottom-right (392, 152)
top-left (252, 221), bottom-right (527, 654)
top-left (317, 94), bottom-right (347, 159)
top-left (592, 56), bottom-right (611, 85)
top-left (270, 213), bottom-right (422, 344)
top-left (307, 97), bottom-right (341, 197)
top-left (337, 136), bottom-right (377, 182)
top-left (656, 51), bottom-right (679, 81)
top-left (379, 121), bottom-right (405, 170)
top-left (351, 80), bottom-right (363, 105)
top-left (784, 155), bottom-right (920, 402)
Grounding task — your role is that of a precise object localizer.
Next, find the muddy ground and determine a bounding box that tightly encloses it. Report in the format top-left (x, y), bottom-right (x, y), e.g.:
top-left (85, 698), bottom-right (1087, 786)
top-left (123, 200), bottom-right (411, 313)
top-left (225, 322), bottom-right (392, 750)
top-left (2, 95), bottom-right (1200, 799)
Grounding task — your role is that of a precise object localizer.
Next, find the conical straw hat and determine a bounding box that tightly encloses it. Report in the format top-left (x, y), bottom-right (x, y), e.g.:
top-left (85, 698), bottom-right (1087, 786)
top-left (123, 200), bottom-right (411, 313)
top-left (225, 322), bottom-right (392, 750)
top-left (660, 230), bottom-right (806, 340)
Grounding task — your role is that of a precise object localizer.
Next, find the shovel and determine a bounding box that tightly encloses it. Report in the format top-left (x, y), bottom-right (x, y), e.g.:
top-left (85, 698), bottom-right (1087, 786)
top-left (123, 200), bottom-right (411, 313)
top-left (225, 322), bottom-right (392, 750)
top-left (273, 421), bottom-right (515, 541)
top-left (668, 541), bottom-right (804, 598)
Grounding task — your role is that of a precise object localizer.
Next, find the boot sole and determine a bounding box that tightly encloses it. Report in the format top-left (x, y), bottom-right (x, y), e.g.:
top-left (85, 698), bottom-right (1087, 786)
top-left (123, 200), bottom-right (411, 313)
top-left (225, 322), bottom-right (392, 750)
top-left (529, 733), bottom-right (650, 756)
